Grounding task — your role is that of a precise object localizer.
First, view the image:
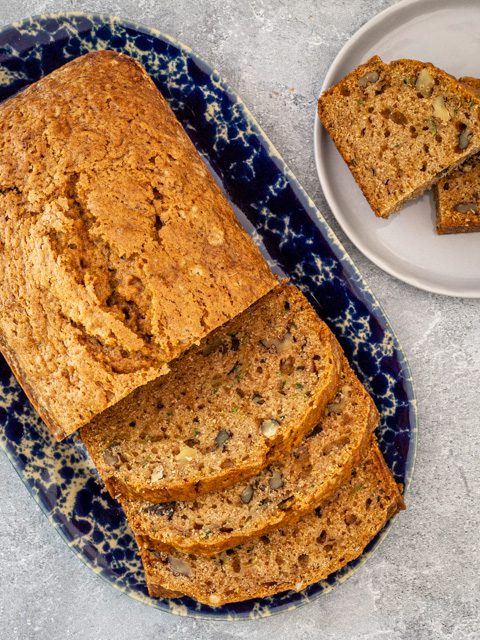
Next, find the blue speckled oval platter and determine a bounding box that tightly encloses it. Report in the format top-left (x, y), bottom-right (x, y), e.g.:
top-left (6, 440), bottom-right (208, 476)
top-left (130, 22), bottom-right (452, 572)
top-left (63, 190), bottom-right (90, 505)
top-left (0, 12), bottom-right (417, 620)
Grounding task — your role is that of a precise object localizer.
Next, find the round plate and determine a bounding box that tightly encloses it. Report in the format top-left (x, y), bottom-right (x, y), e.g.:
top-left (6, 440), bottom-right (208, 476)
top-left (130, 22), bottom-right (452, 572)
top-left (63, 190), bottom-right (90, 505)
top-left (0, 12), bottom-right (416, 619)
top-left (314, 0), bottom-right (480, 298)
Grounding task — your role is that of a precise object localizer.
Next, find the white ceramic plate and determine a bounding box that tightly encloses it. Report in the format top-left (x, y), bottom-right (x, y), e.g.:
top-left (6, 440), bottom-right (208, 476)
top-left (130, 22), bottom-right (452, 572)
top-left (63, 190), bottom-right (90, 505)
top-left (314, 0), bottom-right (480, 297)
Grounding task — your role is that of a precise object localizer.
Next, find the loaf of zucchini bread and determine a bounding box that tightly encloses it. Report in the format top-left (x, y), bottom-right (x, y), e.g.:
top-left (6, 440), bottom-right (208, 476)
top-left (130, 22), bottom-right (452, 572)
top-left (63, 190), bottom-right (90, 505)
top-left (0, 50), bottom-right (276, 439)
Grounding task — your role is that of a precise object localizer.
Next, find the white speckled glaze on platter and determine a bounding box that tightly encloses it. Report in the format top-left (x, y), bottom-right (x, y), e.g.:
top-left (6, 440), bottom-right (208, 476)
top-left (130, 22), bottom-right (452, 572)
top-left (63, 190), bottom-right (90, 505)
top-left (0, 12), bottom-right (416, 619)
top-left (314, 0), bottom-right (480, 298)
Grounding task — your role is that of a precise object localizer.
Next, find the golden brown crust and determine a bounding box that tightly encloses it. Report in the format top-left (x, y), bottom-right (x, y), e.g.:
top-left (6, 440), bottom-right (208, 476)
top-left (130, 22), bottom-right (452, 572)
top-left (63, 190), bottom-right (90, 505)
top-left (318, 56), bottom-right (480, 218)
top-left (459, 77), bottom-right (480, 98)
top-left (369, 440), bottom-right (406, 513)
top-left (141, 438), bottom-right (405, 606)
top-left (0, 51), bottom-right (276, 440)
top-left (0, 335), bottom-right (63, 438)
top-left (146, 585), bottom-right (184, 600)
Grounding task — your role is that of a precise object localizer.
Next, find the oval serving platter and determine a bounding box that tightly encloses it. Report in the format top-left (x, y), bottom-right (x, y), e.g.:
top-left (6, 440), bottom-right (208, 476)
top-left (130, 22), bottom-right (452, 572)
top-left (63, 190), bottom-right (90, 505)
top-left (0, 13), bottom-right (416, 620)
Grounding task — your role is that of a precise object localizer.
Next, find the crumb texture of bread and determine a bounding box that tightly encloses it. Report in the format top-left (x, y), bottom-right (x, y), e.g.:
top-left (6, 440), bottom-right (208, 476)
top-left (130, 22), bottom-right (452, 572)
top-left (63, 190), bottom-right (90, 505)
top-left (318, 56), bottom-right (480, 218)
top-left (122, 356), bottom-right (377, 556)
top-left (141, 439), bottom-right (404, 606)
top-left (435, 156), bottom-right (480, 233)
top-left (81, 285), bottom-right (342, 502)
top-left (0, 50), bottom-right (276, 439)
top-left (435, 77), bottom-right (480, 234)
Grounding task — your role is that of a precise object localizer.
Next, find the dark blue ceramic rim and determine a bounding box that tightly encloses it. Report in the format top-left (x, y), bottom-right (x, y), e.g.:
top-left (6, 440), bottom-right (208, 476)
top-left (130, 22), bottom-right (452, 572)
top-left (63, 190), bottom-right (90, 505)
top-left (0, 12), bottom-right (417, 620)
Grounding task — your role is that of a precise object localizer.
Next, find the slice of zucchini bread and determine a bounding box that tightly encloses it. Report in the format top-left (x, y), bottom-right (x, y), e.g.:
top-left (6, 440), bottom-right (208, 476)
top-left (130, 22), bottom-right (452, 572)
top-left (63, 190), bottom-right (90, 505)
top-left (435, 77), bottom-right (480, 234)
top-left (81, 284), bottom-right (342, 502)
top-left (140, 438), bottom-right (405, 606)
top-left (122, 356), bottom-right (377, 556)
top-left (318, 56), bottom-right (480, 218)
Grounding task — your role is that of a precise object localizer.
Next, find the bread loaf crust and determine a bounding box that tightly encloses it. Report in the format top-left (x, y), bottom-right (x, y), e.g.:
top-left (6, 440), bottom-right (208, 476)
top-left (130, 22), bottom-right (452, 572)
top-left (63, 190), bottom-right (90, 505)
top-left (0, 51), bottom-right (276, 439)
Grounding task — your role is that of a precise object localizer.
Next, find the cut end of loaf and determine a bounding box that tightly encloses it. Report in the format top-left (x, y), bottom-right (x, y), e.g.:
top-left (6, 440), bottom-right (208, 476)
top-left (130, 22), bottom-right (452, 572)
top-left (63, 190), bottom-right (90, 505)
top-left (0, 50), bottom-right (276, 439)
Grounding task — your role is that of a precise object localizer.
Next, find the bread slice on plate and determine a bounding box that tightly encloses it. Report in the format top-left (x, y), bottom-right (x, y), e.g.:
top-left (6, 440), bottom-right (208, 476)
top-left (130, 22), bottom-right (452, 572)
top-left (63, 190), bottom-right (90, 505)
top-left (122, 356), bottom-right (377, 556)
top-left (0, 50), bottom-right (276, 440)
top-left (140, 438), bottom-right (405, 606)
top-left (435, 77), bottom-right (480, 234)
top-left (81, 284), bottom-right (342, 502)
top-left (318, 56), bottom-right (480, 218)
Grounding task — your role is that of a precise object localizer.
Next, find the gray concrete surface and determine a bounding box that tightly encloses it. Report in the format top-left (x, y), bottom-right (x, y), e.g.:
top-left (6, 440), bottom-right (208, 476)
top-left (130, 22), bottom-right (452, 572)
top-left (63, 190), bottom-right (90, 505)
top-left (0, 1), bottom-right (479, 638)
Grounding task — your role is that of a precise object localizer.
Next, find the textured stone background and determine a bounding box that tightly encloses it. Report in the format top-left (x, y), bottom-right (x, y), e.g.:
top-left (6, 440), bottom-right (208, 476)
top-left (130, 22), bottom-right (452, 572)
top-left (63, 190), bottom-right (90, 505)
top-left (0, 1), bottom-right (479, 639)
